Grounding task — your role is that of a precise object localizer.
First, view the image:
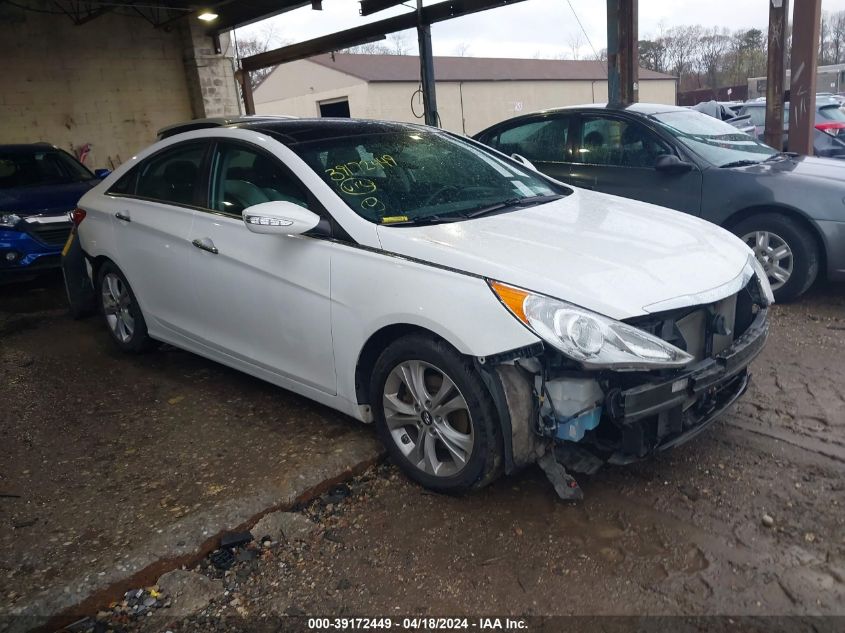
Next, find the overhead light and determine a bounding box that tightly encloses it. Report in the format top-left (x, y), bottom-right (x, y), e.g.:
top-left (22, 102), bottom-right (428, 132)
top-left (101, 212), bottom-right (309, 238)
top-left (197, 11), bottom-right (218, 21)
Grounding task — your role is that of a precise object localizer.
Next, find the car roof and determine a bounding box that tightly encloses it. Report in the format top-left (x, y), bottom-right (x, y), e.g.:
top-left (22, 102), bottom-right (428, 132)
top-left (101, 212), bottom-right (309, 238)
top-left (156, 115), bottom-right (296, 139)
top-left (524, 102), bottom-right (690, 116)
top-left (470, 103), bottom-right (691, 138)
top-left (0, 143), bottom-right (61, 153)
top-left (223, 117), bottom-right (434, 145)
top-left (742, 99), bottom-right (840, 110)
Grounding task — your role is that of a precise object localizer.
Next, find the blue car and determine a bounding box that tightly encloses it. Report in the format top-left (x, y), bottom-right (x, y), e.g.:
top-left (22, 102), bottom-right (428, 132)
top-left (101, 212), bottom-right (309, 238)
top-left (1, 144), bottom-right (104, 282)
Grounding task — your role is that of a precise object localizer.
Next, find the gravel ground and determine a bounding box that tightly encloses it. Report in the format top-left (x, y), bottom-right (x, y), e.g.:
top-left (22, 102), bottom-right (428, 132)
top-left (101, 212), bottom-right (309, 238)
top-left (0, 274), bottom-right (382, 627)
top-left (2, 275), bottom-right (844, 632)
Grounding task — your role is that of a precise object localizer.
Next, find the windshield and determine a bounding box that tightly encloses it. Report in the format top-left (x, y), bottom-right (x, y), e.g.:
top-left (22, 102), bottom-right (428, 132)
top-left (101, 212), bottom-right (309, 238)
top-left (651, 110), bottom-right (776, 167)
top-left (0, 150), bottom-right (94, 189)
top-left (290, 128), bottom-right (565, 225)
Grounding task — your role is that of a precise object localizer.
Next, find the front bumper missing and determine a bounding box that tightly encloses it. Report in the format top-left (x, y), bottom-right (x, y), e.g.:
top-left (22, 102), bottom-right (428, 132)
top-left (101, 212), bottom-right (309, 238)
top-left (605, 307), bottom-right (769, 463)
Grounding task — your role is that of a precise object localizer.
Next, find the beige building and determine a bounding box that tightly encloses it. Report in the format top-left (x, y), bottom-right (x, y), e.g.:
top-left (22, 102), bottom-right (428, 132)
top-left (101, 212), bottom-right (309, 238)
top-left (254, 54), bottom-right (677, 135)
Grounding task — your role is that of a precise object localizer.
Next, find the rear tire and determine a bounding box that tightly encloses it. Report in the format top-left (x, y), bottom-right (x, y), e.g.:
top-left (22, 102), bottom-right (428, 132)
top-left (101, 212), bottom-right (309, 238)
top-left (97, 262), bottom-right (155, 353)
top-left (731, 213), bottom-right (819, 302)
top-left (370, 334), bottom-right (503, 494)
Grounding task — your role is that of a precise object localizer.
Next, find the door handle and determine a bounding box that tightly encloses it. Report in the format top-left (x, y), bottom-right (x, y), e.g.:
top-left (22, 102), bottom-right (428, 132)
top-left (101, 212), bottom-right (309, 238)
top-left (192, 238), bottom-right (219, 255)
top-left (115, 211), bottom-right (131, 222)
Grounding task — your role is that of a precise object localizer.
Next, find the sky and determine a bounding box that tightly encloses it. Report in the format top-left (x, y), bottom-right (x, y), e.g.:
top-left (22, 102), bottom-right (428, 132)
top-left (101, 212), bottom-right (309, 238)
top-left (236, 0), bottom-right (845, 60)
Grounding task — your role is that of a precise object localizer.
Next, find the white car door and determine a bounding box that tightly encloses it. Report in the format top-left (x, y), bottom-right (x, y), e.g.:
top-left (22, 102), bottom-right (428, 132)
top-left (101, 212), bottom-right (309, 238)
top-left (186, 140), bottom-right (336, 395)
top-left (109, 140), bottom-right (207, 337)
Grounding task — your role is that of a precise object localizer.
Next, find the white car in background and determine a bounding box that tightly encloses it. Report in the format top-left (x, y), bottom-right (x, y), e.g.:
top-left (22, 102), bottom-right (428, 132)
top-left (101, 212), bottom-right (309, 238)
top-left (66, 119), bottom-right (772, 497)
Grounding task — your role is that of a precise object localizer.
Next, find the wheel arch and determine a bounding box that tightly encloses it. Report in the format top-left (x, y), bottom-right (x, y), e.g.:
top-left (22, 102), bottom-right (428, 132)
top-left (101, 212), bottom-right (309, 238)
top-left (353, 322), bottom-right (522, 476)
top-left (721, 204), bottom-right (827, 275)
top-left (354, 323), bottom-right (459, 406)
top-left (89, 254), bottom-right (113, 283)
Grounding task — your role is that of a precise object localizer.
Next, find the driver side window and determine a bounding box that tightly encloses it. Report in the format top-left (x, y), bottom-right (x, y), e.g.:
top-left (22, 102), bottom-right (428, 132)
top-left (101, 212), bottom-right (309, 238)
top-left (209, 143), bottom-right (309, 216)
top-left (576, 117), bottom-right (670, 168)
top-left (489, 117), bottom-right (570, 162)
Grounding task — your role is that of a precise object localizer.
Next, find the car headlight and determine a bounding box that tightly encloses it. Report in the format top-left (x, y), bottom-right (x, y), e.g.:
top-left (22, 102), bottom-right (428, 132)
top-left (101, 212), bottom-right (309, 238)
top-left (0, 213), bottom-right (21, 228)
top-left (748, 254), bottom-right (776, 305)
top-left (489, 281), bottom-right (694, 370)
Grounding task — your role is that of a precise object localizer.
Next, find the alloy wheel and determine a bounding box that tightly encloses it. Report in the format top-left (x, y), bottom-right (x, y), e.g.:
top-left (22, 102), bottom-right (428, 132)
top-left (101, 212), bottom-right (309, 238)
top-left (742, 230), bottom-right (794, 290)
top-left (382, 360), bottom-right (474, 478)
top-left (101, 272), bottom-right (135, 343)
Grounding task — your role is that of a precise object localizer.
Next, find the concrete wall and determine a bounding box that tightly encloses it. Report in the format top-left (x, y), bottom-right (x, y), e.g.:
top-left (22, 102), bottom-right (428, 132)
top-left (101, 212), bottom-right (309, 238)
top-left (253, 59), bottom-right (676, 135)
top-left (0, 5), bottom-right (238, 170)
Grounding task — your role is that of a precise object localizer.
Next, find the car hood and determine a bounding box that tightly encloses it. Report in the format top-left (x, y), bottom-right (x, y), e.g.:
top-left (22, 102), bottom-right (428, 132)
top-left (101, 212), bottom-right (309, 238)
top-left (376, 188), bottom-right (751, 320)
top-left (741, 154), bottom-right (845, 179)
top-left (0, 180), bottom-right (97, 216)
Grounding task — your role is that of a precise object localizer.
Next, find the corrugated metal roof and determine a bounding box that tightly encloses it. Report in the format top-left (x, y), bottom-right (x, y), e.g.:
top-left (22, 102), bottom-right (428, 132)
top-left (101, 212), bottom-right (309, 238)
top-left (308, 53), bottom-right (675, 82)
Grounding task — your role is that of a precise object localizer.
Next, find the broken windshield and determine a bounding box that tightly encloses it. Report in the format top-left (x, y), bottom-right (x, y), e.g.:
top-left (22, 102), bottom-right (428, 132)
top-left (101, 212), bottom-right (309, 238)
top-left (290, 128), bottom-right (568, 225)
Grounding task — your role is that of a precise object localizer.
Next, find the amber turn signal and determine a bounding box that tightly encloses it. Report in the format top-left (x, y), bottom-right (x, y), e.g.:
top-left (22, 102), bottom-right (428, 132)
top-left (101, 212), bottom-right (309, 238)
top-left (489, 281), bottom-right (530, 324)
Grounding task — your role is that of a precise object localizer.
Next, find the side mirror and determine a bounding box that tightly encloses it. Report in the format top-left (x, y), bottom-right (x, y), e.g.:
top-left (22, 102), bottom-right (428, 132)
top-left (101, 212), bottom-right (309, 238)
top-left (94, 168), bottom-right (111, 179)
top-left (243, 201), bottom-right (320, 236)
top-left (511, 153), bottom-right (539, 171)
top-left (654, 154), bottom-right (694, 174)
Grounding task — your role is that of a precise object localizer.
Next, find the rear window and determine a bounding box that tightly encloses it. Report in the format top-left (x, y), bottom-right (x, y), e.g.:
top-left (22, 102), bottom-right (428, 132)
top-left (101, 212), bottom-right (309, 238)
top-left (817, 105), bottom-right (845, 122)
top-left (743, 107), bottom-right (766, 127)
top-left (0, 150), bottom-right (94, 189)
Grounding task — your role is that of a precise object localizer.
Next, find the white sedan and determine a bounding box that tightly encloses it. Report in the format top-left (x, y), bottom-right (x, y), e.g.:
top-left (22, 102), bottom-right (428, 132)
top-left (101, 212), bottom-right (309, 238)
top-left (67, 119), bottom-right (772, 497)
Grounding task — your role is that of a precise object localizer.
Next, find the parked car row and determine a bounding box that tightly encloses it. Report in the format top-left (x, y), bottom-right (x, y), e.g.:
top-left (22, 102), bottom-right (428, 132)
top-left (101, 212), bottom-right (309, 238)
top-left (474, 103), bottom-right (845, 302)
top-left (0, 144), bottom-right (107, 282)
top-left (10, 103), bottom-right (843, 497)
top-left (61, 117), bottom-right (774, 498)
top-left (692, 95), bottom-right (845, 159)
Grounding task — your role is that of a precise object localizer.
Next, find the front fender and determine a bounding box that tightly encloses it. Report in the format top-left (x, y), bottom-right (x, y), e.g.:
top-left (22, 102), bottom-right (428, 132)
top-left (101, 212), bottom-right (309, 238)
top-left (329, 242), bottom-right (539, 417)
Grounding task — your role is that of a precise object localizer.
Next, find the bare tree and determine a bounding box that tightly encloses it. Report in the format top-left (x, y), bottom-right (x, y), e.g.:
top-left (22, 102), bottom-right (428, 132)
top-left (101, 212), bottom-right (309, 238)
top-left (386, 32), bottom-right (411, 55)
top-left (698, 27), bottom-right (729, 91)
top-left (235, 26), bottom-right (290, 90)
top-left (664, 25), bottom-right (703, 89)
top-left (567, 32), bottom-right (584, 60)
top-left (453, 41), bottom-right (472, 57)
top-left (831, 10), bottom-right (845, 64)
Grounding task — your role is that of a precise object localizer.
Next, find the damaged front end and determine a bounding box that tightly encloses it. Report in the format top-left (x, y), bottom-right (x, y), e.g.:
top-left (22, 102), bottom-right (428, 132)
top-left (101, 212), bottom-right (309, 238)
top-left (486, 259), bottom-right (771, 500)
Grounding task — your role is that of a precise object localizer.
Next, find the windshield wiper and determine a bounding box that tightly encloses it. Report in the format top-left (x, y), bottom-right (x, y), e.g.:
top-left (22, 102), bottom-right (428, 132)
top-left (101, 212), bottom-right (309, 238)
top-left (719, 159), bottom-right (762, 168)
top-left (762, 151), bottom-right (799, 162)
top-left (380, 214), bottom-right (467, 227)
top-left (465, 194), bottom-right (565, 219)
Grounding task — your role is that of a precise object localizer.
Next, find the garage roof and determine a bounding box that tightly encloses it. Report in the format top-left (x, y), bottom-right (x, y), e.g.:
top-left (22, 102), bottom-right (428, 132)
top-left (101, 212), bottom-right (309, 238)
top-left (34, 0), bottom-right (308, 32)
top-left (309, 53), bottom-right (676, 82)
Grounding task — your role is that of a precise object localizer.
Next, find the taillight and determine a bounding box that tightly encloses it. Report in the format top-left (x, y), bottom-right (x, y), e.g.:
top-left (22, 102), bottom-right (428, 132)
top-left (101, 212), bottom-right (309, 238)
top-left (815, 122), bottom-right (845, 136)
top-left (70, 207), bottom-right (87, 226)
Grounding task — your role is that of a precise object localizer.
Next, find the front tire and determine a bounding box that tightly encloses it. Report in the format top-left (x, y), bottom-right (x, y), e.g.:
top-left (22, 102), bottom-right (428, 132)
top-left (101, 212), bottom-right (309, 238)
top-left (97, 262), bottom-right (154, 353)
top-left (731, 213), bottom-right (819, 302)
top-left (370, 334), bottom-right (503, 494)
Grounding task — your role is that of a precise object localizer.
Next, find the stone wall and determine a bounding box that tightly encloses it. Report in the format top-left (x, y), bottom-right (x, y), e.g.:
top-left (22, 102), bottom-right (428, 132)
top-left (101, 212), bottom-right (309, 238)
top-left (0, 4), bottom-right (238, 170)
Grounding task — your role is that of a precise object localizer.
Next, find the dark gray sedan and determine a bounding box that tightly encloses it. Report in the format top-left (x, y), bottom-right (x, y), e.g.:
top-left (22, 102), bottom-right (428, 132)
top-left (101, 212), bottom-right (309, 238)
top-left (474, 103), bottom-right (845, 301)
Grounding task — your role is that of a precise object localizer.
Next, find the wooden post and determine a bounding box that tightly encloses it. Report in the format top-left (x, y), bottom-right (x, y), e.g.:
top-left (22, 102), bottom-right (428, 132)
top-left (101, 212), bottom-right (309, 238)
top-left (607, 0), bottom-right (639, 106)
top-left (788, 0), bottom-right (822, 155)
top-left (765, 0), bottom-right (790, 150)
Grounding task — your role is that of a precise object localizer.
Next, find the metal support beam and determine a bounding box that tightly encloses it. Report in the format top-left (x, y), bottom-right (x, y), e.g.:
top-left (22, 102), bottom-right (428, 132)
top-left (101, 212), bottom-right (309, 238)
top-left (239, 69), bottom-right (256, 115)
top-left (416, 3), bottom-right (439, 126)
top-left (788, 0), bottom-right (822, 155)
top-left (241, 0), bottom-right (528, 72)
top-left (765, 0), bottom-right (789, 150)
top-left (360, 0), bottom-right (407, 16)
top-left (606, 0), bottom-right (638, 106)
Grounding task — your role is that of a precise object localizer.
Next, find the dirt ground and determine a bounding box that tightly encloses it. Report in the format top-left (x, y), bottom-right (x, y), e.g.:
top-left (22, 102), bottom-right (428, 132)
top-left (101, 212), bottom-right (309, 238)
top-left (0, 274), bottom-right (382, 627)
top-left (1, 274), bottom-right (844, 631)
